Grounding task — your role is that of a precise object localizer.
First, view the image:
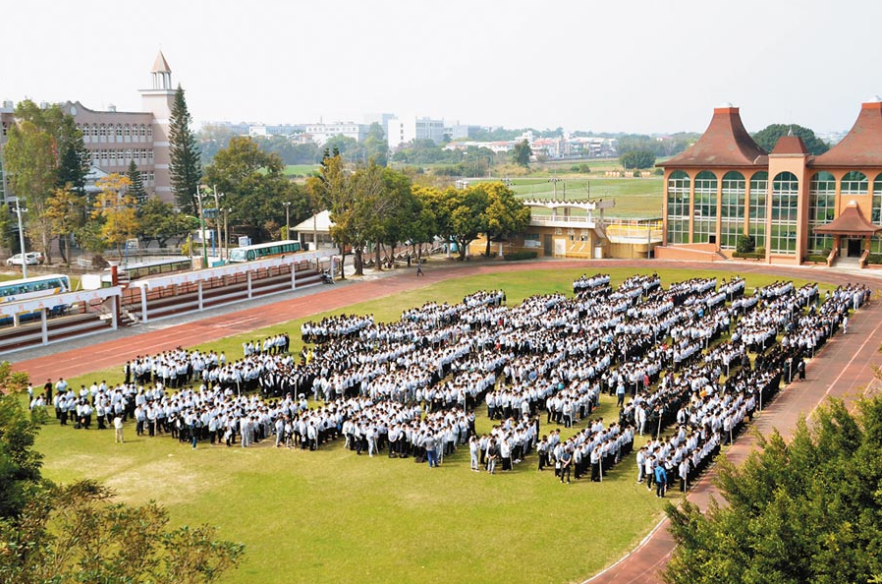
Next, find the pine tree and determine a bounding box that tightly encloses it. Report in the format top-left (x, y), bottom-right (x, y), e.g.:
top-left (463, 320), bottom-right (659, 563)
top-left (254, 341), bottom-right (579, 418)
top-left (168, 85), bottom-right (202, 213)
top-left (126, 160), bottom-right (148, 206)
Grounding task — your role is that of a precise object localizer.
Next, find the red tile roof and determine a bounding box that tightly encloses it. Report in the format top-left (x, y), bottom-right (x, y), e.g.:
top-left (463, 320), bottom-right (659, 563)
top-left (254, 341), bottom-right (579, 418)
top-left (813, 101), bottom-right (882, 167)
top-left (814, 201), bottom-right (882, 235)
top-left (771, 135), bottom-right (809, 155)
top-left (662, 107), bottom-right (768, 168)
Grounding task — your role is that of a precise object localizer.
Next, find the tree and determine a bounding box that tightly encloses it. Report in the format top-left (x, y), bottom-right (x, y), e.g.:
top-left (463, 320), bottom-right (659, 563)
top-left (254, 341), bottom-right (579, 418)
top-left (0, 377), bottom-right (45, 520)
top-left (169, 86), bottom-right (203, 213)
top-left (428, 184), bottom-right (490, 260)
top-left (751, 123), bottom-right (829, 155)
top-left (512, 139), bottom-right (532, 167)
top-left (55, 114), bottom-right (90, 195)
top-left (203, 137), bottom-right (308, 242)
top-left (364, 122), bottom-right (388, 167)
top-left (307, 148), bottom-right (354, 277)
top-left (350, 163), bottom-right (416, 269)
top-left (0, 205), bottom-right (15, 253)
top-left (479, 182), bottom-right (531, 256)
top-left (43, 187), bottom-right (83, 264)
top-left (127, 160), bottom-right (148, 206)
top-left (138, 197), bottom-right (199, 248)
top-left (620, 150), bottom-right (656, 169)
top-left (93, 173), bottom-right (137, 257)
top-left (664, 394), bottom-right (882, 584)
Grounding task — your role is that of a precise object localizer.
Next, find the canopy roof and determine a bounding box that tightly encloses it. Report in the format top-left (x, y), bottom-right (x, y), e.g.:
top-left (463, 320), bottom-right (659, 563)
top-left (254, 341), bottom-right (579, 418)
top-left (814, 201), bottom-right (882, 236)
top-left (813, 101), bottom-right (882, 168)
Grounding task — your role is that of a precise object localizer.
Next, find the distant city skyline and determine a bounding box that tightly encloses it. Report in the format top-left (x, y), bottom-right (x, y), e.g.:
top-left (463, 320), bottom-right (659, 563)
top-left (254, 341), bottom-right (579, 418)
top-left (2, 0), bottom-right (880, 135)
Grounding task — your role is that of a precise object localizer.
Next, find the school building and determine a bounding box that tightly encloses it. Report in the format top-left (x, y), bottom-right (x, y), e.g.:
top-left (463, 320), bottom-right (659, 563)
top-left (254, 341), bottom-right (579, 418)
top-left (655, 100), bottom-right (882, 266)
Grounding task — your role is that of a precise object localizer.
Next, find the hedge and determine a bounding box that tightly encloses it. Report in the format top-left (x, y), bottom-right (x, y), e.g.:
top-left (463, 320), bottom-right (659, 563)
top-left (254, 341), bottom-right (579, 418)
top-left (503, 251), bottom-right (538, 261)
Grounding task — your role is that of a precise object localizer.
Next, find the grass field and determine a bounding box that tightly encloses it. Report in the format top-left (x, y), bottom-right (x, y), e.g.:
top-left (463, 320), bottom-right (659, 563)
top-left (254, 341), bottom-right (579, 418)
top-left (31, 267), bottom-right (838, 584)
top-left (284, 164), bottom-right (320, 176)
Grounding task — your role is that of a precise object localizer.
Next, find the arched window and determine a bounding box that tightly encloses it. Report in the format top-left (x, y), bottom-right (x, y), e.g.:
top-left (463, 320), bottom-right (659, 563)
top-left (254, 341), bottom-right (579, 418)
top-left (139, 124), bottom-right (146, 137)
top-left (666, 170), bottom-right (690, 244)
top-left (841, 171), bottom-right (868, 196)
top-left (808, 172), bottom-right (836, 254)
top-left (693, 171), bottom-right (718, 244)
top-left (720, 171), bottom-right (745, 249)
top-left (115, 124), bottom-right (123, 139)
top-left (99, 124), bottom-right (106, 138)
top-left (124, 124), bottom-right (130, 137)
top-left (81, 124), bottom-right (90, 141)
top-left (748, 171), bottom-right (768, 249)
top-left (770, 171), bottom-right (799, 255)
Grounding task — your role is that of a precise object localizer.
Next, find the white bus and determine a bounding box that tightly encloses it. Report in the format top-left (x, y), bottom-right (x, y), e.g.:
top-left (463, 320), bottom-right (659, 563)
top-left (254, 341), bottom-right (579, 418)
top-left (228, 240), bottom-right (302, 263)
top-left (0, 274), bottom-right (72, 304)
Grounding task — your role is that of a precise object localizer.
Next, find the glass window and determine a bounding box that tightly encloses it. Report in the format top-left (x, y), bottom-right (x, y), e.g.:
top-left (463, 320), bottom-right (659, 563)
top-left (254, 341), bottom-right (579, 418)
top-left (748, 171), bottom-right (768, 249)
top-left (841, 171), bottom-right (868, 196)
top-left (666, 170), bottom-right (690, 244)
top-left (873, 173), bottom-right (882, 225)
top-left (720, 171), bottom-right (745, 250)
top-left (770, 171), bottom-right (799, 254)
top-left (808, 171), bottom-right (835, 254)
top-left (693, 171), bottom-right (718, 244)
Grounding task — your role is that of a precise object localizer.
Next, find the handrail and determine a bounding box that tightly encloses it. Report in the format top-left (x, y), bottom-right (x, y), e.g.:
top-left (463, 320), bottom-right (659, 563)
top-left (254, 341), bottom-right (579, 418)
top-left (826, 247), bottom-right (839, 268)
top-left (860, 248), bottom-right (870, 269)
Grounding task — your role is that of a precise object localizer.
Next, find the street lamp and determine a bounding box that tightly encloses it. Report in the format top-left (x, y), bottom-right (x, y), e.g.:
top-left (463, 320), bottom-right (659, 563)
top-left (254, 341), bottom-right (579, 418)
top-left (283, 201), bottom-right (291, 241)
top-left (210, 185), bottom-right (224, 261)
top-left (13, 201), bottom-right (28, 279)
top-left (195, 186), bottom-right (208, 268)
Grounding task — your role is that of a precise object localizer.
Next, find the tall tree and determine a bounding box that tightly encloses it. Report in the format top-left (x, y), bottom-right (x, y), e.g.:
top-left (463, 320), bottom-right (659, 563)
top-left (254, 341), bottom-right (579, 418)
top-left (664, 395), bottom-right (882, 584)
top-left (169, 86), bottom-right (203, 213)
top-left (620, 149), bottom-right (656, 169)
top-left (364, 122), bottom-right (389, 167)
top-left (512, 139), bottom-right (533, 167)
top-left (431, 184), bottom-right (490, 260)
top-left (203, 137), bottom-right (307, 241)
top-left (55, 114), bottom-right (90, 194)
top-left (307, 148), bottom-right (355, 277)
top-left (480, 182), bottom-right (531, 256)
top-left (751, 123), bottom-right (829, 155)
top-left (137, 198), bottom-right (199, 248)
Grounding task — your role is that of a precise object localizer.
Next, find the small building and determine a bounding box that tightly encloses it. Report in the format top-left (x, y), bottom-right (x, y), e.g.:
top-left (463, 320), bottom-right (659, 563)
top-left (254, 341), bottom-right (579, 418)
top-left (291, 210), bottom-right (336, 250)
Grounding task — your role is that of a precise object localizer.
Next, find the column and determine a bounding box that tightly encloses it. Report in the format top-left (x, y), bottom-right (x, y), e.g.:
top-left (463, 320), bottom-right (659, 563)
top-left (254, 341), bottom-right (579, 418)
top-left (141, 286), bottom-right (149, 324)
top-left (247, 271), bottom-right (253, 299)
top-left (111, 296), bottom-right (118, 330)
top-left (41, 308), bottom-right (48, 345)
top-left (198, 281), bottom-right (204, 311)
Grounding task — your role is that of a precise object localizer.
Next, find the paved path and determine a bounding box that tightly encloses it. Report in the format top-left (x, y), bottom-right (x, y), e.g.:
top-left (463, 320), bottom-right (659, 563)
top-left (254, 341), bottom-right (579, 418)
top-left (10, 258), bottom-right (882, 583)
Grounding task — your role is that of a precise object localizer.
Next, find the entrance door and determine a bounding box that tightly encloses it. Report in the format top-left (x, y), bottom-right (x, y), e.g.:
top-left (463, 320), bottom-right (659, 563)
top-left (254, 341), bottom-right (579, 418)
top-left (847, 238), bottom-right (862, 258)
top-left (543, 234), bottom-right (553, 257)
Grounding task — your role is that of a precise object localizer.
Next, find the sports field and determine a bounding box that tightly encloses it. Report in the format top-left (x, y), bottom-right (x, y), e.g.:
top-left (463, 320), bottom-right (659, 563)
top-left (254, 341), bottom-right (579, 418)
top-left (31, 266), bottom-right (835, 584)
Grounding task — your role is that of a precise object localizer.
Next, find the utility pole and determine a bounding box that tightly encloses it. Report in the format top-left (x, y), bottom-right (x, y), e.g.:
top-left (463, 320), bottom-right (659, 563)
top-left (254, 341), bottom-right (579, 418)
top-left (13, 201), bottom-right (28, 279)
top-left (196, 186), bottom-right (207, 268)
top-left (211, 185), bottom-right (224, 261)
top-left (223, 208), bottom-right (230, 261)
top-left (283, 201), bottom-right (291, 241)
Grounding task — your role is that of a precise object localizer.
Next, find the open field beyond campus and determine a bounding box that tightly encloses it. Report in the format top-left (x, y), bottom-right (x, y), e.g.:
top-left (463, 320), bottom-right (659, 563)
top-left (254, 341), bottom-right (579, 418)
top-left (30, 266), bottom-right (842, 584)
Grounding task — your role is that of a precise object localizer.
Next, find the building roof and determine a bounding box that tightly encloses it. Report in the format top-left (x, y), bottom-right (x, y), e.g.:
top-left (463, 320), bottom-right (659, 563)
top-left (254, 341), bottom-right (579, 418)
top-left (771, 135), bottom-right (809, 155)
top-left (662, 106), bottom-right (768, 168)
top-left (292, 210), bottom-right (333, 233)
top-left (813, 101), bottom-right (882, 168)
top-left (152, 51), bottom-right (172, 74)
top-left (813, 201), bottom-right (882, 235)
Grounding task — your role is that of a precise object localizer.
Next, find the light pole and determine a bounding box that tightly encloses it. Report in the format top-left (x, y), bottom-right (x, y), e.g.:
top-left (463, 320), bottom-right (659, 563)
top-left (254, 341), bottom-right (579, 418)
top-left (195, 186), bottom-right (208, 268)
top-left (210, 185), bottom-right (224, 261)
top-left (13, 201), bottom-right (28, 279)
top-left (283, 201), bottom-right (291, 241)
top-left (223, 208), bottom-right (231, 261)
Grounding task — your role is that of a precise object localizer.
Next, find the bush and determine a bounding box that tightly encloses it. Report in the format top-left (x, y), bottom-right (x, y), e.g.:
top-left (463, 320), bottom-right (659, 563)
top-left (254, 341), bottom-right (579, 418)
top-left (503, 251), bottom-right (538, 261)
top-left (732, 249), bottom-right (764, 260)
top-left (91, 255), bottom-right (110, 269)
top-left (867, 254), bottom-right (882, 264)
top-left (805, 254), bottom-right (828, 263)
top-left (736, 234), bottom-right (755, 254)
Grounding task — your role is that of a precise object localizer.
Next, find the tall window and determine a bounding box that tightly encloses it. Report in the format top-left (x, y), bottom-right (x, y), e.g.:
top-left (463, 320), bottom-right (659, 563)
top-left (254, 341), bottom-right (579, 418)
top-left (720, 171), bottom-right (745, 249)
top-left (749, 171), bottom-right (768, 249)
top-left (666, 171), bottom-right (690, 244)
top-left (115, 124), bottom-right (123, 139)
top-left (770, 171), bottom-right (799, 255)
top-left (808, 171), bottom-right (836, 254)
top-left (693, 171), bottom-right (718, 244)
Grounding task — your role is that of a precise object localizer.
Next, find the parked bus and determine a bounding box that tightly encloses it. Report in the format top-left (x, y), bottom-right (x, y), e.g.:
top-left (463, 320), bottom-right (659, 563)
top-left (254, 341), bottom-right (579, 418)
top-left (0, 274), bottom-right (71, 304)
top-left (228, 240), bottom-right (301, 263)
top-left (122, 257), bottom-right (192, 280)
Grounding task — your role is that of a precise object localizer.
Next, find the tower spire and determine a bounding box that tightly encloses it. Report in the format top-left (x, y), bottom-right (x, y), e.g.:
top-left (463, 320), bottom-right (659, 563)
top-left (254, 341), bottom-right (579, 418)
top-left (151, 51), bottom-right (173, 91)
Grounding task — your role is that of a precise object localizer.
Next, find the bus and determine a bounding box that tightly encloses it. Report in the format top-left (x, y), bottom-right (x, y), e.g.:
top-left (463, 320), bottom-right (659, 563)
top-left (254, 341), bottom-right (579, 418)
top-left (122, 257), bottom-right (192, 280)
top-left (0, 274), bottom-right (72, 304)
top-left (228, 240), bottom-right (302, 263)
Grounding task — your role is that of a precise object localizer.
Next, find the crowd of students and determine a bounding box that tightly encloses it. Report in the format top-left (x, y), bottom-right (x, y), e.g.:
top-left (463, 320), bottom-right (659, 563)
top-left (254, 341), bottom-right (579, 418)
top-left (36, 273), bottom-right (870, 499)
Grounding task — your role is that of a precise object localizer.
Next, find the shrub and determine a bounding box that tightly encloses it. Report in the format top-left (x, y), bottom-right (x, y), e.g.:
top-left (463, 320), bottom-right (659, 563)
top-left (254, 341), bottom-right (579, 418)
top-left (805, 254), bottom-right (828, 263)
top-left (503, 251), bottom-right (538, 261)
top-left (867, 254), bottom-right (882, 264)
top-left (92, 255), bottom-right (110, 269)
top-left (736, 234), bottom-right (755, 254)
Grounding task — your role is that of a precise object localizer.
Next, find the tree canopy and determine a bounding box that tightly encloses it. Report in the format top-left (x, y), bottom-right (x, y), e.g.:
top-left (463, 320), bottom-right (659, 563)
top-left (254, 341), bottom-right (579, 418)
top-left (512, 139), bottom-right (533, 167)
top-left (751, 124), bottom-right (829, 155)
top-left (664, 394), bottom-right (882, 584)
top-left (620, 149), bottom-right (657, 169)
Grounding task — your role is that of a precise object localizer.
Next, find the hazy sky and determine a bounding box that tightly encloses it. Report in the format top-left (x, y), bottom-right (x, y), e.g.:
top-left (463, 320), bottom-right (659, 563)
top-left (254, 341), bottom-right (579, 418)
top-left (2, 0), bottom-right (879, 135)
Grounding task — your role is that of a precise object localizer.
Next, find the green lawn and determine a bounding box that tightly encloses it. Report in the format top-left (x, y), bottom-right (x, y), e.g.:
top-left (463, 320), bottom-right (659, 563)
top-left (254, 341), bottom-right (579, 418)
top-left (284, 164), bottom-right (320, 177)
top-left (32, 267), bottom-right (837, 584)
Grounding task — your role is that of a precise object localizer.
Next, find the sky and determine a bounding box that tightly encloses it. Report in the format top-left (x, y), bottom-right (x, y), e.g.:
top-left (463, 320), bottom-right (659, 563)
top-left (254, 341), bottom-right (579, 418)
top-left (1, 0), bottom-right (880, 135)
